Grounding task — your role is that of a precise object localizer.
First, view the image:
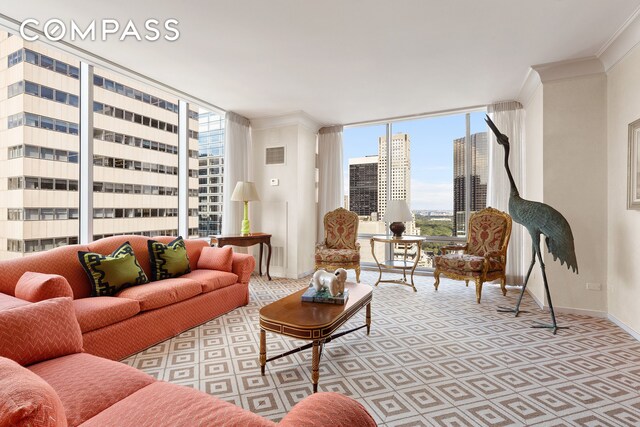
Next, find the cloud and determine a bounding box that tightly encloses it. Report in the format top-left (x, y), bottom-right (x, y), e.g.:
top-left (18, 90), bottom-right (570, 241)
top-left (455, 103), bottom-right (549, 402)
top-left (410, 180), bottom-right (452, 211)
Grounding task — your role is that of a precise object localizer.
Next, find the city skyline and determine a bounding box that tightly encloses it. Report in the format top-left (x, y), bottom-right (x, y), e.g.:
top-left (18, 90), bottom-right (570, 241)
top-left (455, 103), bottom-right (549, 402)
top-left (343, 112), bottom-right (487, 211)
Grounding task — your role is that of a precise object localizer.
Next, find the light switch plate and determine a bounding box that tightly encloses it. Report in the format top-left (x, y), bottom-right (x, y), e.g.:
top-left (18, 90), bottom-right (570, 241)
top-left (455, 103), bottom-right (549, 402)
top-left (270, 178), bottom-right (279, 186)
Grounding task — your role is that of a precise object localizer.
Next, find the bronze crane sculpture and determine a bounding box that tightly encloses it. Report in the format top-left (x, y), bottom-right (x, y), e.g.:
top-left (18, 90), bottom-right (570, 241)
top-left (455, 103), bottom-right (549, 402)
top-left (485, 115), bottom-right (578, 334)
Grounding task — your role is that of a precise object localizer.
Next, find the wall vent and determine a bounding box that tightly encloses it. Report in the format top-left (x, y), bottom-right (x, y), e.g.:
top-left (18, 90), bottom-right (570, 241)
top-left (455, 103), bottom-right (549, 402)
top-left (265, 146), bottom-right (285, 165)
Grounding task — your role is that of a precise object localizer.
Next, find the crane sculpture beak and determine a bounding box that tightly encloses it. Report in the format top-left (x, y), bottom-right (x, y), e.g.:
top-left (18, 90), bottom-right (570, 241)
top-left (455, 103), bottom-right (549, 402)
top-left (485, 115), bottom-right (509, 147)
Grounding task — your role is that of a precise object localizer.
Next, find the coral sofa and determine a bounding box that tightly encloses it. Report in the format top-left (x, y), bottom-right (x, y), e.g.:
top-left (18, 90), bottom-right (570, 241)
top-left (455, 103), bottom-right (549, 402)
top-left (0, 297), bottom-right (377, 427)
top-left (0, 235), bottom-right (256, 360)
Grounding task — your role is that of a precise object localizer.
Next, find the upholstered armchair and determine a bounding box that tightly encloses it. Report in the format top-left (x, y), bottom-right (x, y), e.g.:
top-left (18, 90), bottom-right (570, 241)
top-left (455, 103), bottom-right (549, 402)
top-left (315, 208), bottom-right (361, 283)
top-left (433, 207), bottom-right (512, 303)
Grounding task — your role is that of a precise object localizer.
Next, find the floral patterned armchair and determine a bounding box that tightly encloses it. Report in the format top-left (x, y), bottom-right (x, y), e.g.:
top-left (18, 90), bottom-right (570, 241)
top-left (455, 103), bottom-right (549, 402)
top-left (315, 208), bottom-right (361, 283)
top-left (433, 207), bottom-right (512, 303)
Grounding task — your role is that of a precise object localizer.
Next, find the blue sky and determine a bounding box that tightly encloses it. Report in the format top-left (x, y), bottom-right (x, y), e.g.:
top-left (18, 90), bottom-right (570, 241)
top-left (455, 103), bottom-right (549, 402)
top-left (343, 111), bottom-right (486, 211)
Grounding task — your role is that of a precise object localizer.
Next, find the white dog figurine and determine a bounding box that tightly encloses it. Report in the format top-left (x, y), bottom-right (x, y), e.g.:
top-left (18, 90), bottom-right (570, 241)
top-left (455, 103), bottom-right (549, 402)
top-left (310, 268), bottom-right (348, 297)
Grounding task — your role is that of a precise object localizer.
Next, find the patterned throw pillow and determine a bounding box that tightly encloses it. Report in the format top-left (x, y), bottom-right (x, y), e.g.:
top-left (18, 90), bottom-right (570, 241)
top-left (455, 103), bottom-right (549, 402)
top-left (148, 237), bottom-right (191, 281)
top-left (78, 242), bottom-right (149, 297)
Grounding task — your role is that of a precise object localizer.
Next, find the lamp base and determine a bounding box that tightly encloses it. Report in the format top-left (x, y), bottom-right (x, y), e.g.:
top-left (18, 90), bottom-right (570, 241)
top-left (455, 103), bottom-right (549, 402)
top-left (389, 222), bottom-right (405, 238)
top-left (241, 201), bottom-right (250, 235)
top-left (241, 219), bottom-right (250, 236)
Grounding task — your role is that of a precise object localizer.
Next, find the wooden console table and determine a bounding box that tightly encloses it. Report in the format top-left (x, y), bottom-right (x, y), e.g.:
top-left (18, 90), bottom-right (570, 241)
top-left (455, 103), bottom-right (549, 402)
top-left (210, 233), bottom-right (272, 280)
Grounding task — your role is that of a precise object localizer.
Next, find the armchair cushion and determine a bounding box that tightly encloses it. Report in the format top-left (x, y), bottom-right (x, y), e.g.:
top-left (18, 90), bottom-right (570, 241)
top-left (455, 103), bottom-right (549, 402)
top-left (435, 253), bottom-right (503, 272)
top-left (15, 271), bottom-right (74, 302)
top-left (315, 248), bottom-right (360, 263)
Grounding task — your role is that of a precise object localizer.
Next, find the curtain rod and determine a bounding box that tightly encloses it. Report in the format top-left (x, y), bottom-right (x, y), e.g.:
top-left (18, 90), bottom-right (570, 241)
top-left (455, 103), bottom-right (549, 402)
top-left (343, 104), bottom-right (488, 127)
top-left (0, 14), bottom-right (226, 115)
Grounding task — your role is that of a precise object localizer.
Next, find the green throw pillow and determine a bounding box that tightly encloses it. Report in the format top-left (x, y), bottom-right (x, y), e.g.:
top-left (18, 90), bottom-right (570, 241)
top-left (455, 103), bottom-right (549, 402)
top-left (78, 242), bottom-right (149, 297)
top-left (148, 237), bottom-right (191, 281)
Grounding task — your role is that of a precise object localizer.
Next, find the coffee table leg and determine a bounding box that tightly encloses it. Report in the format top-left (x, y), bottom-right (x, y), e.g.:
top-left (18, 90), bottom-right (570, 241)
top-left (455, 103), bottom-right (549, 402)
top-left (366, 303), bottom-right (371, 335)
top-left (260, 329), bottom-right (266, 375)
top-left (312, 340), bottom-right (320, 393)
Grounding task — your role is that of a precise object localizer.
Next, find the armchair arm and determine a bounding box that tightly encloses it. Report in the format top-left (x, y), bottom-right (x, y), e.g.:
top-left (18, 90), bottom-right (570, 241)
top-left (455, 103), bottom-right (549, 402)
top-left (279, 392), bottom-right (376, 427)
top-left (231, 253), bottom-right (256, 284)
top-left (441, 244), bottom-right (468, 254)
top-left (355, 241), bottom-right (361, 251)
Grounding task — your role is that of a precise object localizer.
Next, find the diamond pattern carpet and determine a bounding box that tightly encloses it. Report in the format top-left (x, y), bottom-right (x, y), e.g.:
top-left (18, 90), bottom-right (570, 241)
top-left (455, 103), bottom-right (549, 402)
top-left (122, 271), bottom-right (640, 426)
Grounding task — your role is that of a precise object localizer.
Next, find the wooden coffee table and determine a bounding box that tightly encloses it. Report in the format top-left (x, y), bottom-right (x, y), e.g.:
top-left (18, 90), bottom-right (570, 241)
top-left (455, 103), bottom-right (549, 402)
top-left (259, 282), bottom-right (372, 392)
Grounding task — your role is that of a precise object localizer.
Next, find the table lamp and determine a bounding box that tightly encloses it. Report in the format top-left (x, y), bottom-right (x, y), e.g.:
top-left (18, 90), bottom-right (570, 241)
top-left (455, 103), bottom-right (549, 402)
top-left (231, 181), bottom-right (260, 235)
top-left (383, 199), bottom-right (413, 238)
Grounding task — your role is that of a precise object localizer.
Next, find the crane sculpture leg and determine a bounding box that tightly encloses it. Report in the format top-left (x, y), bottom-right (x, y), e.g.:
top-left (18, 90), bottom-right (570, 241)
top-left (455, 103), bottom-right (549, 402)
top-left (498, 234), bottom-right (567, 335)
top-left (498, 242), bottom-right (537, 316)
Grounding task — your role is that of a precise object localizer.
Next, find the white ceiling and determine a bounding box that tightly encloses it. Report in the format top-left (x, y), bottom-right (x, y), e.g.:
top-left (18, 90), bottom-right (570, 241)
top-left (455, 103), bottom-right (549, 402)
top-left (4, 0), bottom-right (640, 125)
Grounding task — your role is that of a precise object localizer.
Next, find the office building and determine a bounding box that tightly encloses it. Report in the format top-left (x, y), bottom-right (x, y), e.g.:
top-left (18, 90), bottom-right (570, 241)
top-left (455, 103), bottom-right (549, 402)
top-left (0, 31), bottom-right (200, 259)
top-left (348, 155), bottom-right (378, 216)
top-left (377, 133), bottom-right (411, 219)
top-left (453, 132), bottom-right (488, 236)
top-left (197, 111), bottom-right (225, 237)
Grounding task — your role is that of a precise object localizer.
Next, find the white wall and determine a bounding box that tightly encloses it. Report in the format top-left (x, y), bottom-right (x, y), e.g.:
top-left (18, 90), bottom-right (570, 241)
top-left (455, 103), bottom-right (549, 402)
top-left (521, 71), bottom-right (608, 316)
top-left (250, 114), bottom-right (318, 279)
top-left (606, 43), bottom-right (640, 335)
top-left (523, 84), bottom-right (545, 305)
top-left (542, 74), bottom-right (608, 314)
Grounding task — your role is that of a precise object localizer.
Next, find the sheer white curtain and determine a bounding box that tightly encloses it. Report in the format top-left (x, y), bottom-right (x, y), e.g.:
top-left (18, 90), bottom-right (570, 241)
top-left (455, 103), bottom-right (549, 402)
top-left (222, 112), bottom-right (252, 235)
top-left (317, 126), bottom-right (344, 243)
top-left (487, 101), bottom-right (524, 285)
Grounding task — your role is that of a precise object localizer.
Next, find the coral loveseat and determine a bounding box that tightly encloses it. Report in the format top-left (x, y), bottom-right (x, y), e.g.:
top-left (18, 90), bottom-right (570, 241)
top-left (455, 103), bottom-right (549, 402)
top-left (0, 235), bottom-right (256, 360)
top-left (0, 297), bottom-right (377, 427)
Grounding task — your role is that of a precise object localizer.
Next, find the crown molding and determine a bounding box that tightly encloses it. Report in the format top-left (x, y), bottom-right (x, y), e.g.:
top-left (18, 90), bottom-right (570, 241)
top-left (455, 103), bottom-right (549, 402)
top-left (597, 5), bottom-right (640, 71)
top-left (531, 56), bottom-right (605, 83)
top-left (250, 111), bottom-right (323, 133)
top-left (517, 68), bottom-right (542, 107)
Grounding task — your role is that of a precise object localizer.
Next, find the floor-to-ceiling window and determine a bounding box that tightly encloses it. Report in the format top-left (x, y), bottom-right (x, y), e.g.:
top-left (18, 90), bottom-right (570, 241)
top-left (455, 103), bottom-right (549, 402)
top-left (0, 28), bottom-right (222, 257)
top-left (343, 110), bottom-right (487, 270)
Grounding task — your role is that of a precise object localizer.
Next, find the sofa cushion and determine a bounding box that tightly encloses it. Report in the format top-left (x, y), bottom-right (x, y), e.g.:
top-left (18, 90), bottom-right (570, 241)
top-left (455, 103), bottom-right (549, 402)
top-left (0, 292), bottom-right (29, 310)
top-left (197, 246), bottom-right (233, 272)
top-left (78, 241), bottom-right (149, 297)
top-left (116, 278), bottom-right (202, 311)
top-left (0, 297), bottom-right (83, 366)
top-left (148, 237), bottom-right (191, 281)
top-left (0, 356), bottom-right (67, 427)
top-left (29, 353), bottom-right (155, 427)
top-left (182, 269), bottom-right (239, 293)
top-left (79, 381), bottom-right (275, 427)
top-left (15, 271), bottom-right (74, 302)
top-left (73, 297), bottom-right (141, 333)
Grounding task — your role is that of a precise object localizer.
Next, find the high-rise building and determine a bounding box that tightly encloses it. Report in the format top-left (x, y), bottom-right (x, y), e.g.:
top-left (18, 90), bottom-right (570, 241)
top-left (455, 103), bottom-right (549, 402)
top-left (453, 132), bottom-right (488, 236)
top-left (349, 155), bottom-right (378, 216)
top-left (0, 31), bottom-right (200, 259)
top-left (378, 133), bottom-right (411, 219)
top-left (197, 111), bottom-right (225, 237)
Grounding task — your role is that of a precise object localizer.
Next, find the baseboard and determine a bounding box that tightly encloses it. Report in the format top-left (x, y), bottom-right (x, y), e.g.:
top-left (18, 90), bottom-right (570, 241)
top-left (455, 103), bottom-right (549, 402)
top-left (297, 269), bottom-right (315, 280)
top-left (525, 287), bottom-right (544, 309)
top-left (608, 313), bottom-right (640, 341)
top-left (523, 287), bottom-right (607, 318)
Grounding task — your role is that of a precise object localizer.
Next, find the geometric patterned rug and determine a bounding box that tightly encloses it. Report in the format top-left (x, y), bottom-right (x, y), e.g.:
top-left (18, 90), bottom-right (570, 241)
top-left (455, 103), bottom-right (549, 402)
top-left (122, 270), bottom-right (640, 426)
